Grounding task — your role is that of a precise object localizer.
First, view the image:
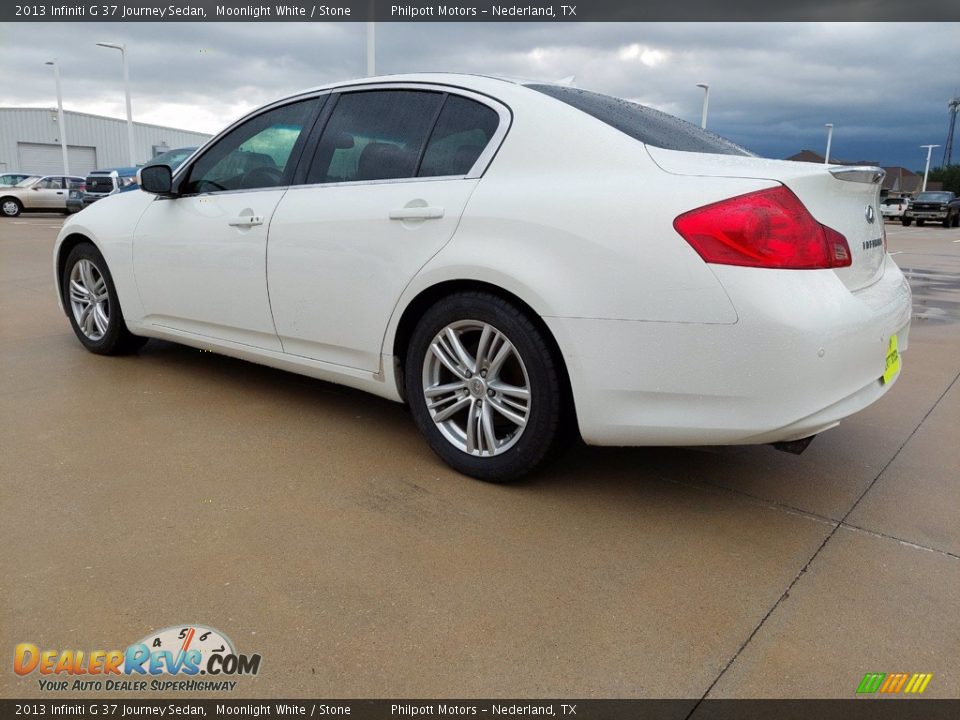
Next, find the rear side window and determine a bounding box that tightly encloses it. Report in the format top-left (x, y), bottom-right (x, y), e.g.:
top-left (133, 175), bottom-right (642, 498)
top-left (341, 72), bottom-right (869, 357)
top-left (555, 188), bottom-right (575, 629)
top-left (308, 90), bottom-right (444, 184)
top-left (419, 96), bottom-right (500, 177)
top-left (528, 84), bottom-right (751, 157)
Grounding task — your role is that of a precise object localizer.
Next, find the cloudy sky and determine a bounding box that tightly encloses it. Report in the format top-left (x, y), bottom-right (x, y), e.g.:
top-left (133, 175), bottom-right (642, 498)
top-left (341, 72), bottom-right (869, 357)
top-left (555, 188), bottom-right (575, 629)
top-left (0, 22), bottom-right (957, 169)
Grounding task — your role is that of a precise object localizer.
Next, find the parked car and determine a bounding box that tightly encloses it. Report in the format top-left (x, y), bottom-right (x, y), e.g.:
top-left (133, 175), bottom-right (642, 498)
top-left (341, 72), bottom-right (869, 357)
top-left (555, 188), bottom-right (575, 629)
top-left (0, 172), bottom-right (34, 187)
top-left (115, 148), bottom-right (200, 195)
top-left (82, 167), bottom-right (139, 206)
top-left (53, 74), bottom-right (911, 481)
top-left (902, 191), bottom-right (960, 227)
top-left (880, 196), bottom-right (909, 220)
top-left (66, 179), bottom-right (86, 214)
top-left (1, 174), bottom-right (85, 216)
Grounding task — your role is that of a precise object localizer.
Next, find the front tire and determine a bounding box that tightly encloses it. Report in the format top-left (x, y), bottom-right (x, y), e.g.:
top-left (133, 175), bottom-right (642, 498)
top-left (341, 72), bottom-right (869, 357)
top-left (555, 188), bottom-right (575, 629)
top-left (917, 219), bottom-right (926, 227)
top-left (901, 217), bottom-right (912, 227)
top-left (61, 243), bottom-right (146, 355)
top-left (405, 292), bottom-right (563, 482)
top-left (1, 197), bottom-right (22, 217)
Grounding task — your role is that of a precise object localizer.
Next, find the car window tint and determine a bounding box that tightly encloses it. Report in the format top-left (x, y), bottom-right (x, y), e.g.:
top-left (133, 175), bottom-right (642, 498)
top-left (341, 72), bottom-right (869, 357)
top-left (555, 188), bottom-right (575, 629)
top-left (528, 84), bottom-right (752, 157)
top-left (307, 90), bottom-right (444, 184)
top-left (183, 99), bottom-right (318, 194)
top-left (418, 95), bottom-right (499, 177)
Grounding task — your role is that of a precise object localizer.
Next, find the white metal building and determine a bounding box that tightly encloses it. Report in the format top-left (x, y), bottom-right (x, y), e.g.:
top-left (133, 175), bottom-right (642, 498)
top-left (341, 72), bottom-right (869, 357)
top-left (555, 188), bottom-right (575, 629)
top-left (0, 107), bottom-right (212, 176)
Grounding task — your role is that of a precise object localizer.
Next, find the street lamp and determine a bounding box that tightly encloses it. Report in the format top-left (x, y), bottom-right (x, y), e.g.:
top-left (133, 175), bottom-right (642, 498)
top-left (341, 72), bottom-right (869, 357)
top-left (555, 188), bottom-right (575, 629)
top-left (96, 42), bottom-right (136, 166)
top-left (44, 60), bottom-right (70, 175)
top-left (921, 144), bottom-right (940, 192)
top-left (696, 83), bottom-right (710, 129)
top-left (367, 21), bottom-right (376, 76)
top-left (824, 124), bottom-right (834, 165)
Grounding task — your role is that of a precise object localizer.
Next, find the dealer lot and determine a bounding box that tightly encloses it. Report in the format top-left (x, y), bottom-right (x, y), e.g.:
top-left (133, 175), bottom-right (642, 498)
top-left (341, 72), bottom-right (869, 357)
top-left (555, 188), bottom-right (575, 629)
top-left (1, 218), bottom-right (958, 702)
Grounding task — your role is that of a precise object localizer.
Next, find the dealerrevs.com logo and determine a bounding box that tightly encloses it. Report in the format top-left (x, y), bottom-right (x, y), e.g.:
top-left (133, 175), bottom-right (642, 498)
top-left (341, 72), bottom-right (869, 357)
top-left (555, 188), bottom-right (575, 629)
top-left (14, 624), bottom-right (261, 692)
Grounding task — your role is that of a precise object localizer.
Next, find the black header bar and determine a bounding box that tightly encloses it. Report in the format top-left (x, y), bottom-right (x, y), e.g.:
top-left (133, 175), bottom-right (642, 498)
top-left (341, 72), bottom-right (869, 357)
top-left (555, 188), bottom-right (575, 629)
top-left (5, 0), bottom-right (960, 22)
top-left (2, 699), bottom-right (960, 719)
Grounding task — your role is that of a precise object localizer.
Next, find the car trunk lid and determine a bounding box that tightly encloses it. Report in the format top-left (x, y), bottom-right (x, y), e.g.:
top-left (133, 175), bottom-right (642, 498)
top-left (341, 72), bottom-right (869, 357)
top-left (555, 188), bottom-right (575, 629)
top-left (647, 147), bottom-right (887, 291)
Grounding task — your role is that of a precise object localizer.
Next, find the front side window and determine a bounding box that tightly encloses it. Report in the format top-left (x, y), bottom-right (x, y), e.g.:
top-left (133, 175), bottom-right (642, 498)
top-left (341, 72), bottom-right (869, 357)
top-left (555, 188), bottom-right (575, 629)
top-left (37, 177), bottom-right (63, 189)
top-left (182, 99), bottom-right (319, 194)
top-left (307, 90), bottom-right (444, 184)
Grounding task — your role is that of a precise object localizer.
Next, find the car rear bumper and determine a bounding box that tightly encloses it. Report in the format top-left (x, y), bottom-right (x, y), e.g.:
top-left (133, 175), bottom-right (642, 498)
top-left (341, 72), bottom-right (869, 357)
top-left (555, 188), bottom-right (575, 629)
top-left (546, 256), bottom-right (911, 446)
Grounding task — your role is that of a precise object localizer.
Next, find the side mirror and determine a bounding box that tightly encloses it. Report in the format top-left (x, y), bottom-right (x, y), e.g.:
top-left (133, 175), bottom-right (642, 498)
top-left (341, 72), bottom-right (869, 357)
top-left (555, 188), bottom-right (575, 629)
top-left (138, 165), bottom-right (174, 195)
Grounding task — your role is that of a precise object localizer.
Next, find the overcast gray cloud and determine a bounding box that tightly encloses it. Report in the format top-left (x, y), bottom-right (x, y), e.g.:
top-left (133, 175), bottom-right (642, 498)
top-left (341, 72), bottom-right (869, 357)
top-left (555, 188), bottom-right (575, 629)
top-left (1, 22), bottom-right (957, 168)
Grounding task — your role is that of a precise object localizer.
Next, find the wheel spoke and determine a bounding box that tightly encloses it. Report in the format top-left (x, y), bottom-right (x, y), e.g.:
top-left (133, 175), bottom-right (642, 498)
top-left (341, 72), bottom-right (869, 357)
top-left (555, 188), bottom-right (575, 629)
top-left (431, 395), bottom-right (471, 423)
top-left (480, 401), bottom-right (498, 453)
top-left (430, 339), bottom-right (467, 378)
top-left (486, 337), bottom-right (514, 379)
top-left (489, 381), bottom-right (529, 400)
top-left (444, 327), bottom-right (476, 376)
top-left (93, 305), bottom-right (109, 335)
top-left (424, 380), bottom-right (467, 398)
top-left (79, 260), bottom-right (95, 291)
top-left (465, 399), bottom-right (480, 453)
top-left (489, 396), bottom-right (527, 428)
top-left (69, 280), bottom-right (89, 303)
top-left (474, 324), bottom-right (494, 372)
top-left (92, 277), bottom-right (107, 302)
top-left (81, 304), bottom-right (96, 335)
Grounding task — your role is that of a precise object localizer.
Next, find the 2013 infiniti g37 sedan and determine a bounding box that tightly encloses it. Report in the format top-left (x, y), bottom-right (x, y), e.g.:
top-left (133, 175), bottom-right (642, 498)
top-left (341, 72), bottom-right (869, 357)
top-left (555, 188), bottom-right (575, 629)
top-left (54, 73), bottom-right (911, 481)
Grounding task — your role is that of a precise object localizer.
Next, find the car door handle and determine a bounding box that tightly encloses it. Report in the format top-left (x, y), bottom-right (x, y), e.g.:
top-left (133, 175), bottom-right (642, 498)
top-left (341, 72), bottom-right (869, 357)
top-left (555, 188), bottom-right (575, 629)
top-left (389, 207), bottom-right (444, 220)
top-left (227, 215), bottom-right (264, 227)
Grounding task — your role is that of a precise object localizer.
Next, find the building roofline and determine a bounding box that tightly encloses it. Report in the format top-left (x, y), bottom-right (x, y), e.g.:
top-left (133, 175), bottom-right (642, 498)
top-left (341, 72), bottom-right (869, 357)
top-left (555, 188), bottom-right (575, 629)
top-left (0, 106), bottom-right (211, 137)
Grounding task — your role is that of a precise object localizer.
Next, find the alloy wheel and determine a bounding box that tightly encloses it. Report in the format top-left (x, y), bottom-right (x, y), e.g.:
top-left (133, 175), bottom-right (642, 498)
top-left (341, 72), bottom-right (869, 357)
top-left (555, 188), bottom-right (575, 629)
top-left (69, 258), bottom-right (110, 341)
top-left (421, 320), bottom-right (531, 457)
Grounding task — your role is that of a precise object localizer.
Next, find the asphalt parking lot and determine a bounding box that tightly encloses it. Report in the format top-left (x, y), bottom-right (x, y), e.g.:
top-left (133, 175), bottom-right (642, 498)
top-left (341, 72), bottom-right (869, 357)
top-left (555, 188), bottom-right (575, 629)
top-left (1, 216), bottom-right (958, 702)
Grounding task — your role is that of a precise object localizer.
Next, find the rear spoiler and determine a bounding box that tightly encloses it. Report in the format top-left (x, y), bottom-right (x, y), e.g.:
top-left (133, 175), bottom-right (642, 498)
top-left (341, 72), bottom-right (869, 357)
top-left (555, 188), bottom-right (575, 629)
top-left (829, 166), bottom-right (886, 185)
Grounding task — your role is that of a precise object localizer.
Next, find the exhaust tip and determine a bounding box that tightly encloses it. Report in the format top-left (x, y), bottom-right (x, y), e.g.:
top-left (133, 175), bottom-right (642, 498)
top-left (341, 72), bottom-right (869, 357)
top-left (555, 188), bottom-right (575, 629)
top-left (771, 435), bottom-right (817, 455)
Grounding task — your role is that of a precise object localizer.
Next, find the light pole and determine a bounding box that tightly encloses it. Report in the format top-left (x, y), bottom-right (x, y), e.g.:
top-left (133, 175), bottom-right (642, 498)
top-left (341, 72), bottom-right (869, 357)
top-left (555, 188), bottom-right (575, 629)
top-left (367, 22), bottom-right (376, 76)
top-left (824, 124), bottom-right (834, 165)
top-left (96, 42), bottom-right (136, 166)
top-left (921, 144), bottom-right (940, 192)
top-left (45, 60), bottom-right (70, 175)
top-left (696, 83), bottom-right (710, 129)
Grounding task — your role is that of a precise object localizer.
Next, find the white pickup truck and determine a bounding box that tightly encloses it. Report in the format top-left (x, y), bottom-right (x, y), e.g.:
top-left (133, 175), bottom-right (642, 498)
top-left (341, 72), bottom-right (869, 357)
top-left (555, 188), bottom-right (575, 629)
top-left (880, 196), bottom-right (909, 220)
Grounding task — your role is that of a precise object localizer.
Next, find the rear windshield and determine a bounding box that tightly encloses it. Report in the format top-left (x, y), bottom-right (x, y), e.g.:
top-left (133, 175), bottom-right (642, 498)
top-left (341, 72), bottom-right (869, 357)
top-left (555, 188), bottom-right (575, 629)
top-left (527, 84), bottom-right (751, 157)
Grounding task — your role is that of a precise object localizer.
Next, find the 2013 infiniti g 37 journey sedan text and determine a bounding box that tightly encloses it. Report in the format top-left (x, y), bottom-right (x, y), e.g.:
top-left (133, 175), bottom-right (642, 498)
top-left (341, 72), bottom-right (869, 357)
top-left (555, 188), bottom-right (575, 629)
top-left (55, 73), bottom-right (912, 481)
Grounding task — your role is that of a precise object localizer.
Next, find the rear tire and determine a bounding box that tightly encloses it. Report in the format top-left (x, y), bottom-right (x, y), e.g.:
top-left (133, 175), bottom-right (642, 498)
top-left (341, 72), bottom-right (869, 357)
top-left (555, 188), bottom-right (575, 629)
top-left (1, 197), bottom-right (22, 217)
top-left (901, 217), bottom-right (912, 227)
top-left (405, 291), bottom-right (563, 482)
top-left (61, 243), bottom-right (147, 355)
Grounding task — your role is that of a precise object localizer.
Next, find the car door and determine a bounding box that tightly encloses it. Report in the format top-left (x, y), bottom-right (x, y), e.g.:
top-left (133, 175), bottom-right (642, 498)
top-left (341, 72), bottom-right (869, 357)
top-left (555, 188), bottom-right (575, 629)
top-left (132, 97), bottom-right (323, 350)
top-left (28, 176), bottom-right (67, 209)
top-left (267, 87), bottom-right (508, 371)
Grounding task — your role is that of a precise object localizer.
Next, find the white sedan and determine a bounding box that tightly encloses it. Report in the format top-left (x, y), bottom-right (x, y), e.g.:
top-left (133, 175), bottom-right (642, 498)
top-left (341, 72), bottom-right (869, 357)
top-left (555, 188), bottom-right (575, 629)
top-left (54, 73), bottom-right (911, 481)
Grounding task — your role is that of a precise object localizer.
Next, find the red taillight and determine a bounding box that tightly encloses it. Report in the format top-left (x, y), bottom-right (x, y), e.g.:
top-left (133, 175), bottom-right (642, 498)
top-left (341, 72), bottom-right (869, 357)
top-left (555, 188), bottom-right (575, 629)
top-left (673, 186), bottom-right (852, 270)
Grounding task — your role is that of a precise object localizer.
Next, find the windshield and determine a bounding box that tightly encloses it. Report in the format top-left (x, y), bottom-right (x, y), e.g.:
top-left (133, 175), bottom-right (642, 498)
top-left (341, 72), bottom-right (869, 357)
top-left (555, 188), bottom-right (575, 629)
top-left (914, 192), bottom-right (952, 203)
top-left (15, 176), bottom-right (40, 187)
top-left (527, 84), bottom-right (752, 156)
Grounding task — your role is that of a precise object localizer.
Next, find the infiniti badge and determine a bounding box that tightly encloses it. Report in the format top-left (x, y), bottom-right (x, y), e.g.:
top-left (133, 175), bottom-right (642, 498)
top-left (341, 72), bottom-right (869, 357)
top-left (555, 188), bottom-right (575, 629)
top-left (865, 205), bottom-right (875, 224)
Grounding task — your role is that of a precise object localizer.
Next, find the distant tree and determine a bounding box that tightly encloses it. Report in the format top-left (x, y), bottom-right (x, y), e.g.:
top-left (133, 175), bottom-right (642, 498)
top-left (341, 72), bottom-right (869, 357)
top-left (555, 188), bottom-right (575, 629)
top-left (924, 165), bottom-right (960, 194)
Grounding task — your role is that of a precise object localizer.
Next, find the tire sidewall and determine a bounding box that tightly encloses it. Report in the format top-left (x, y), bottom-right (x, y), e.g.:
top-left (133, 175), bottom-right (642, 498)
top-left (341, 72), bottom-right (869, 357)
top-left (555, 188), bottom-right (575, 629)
top-left (405, 293), bottom-right (561, 482)
top-left (62, 244), bottom-right (129, 355)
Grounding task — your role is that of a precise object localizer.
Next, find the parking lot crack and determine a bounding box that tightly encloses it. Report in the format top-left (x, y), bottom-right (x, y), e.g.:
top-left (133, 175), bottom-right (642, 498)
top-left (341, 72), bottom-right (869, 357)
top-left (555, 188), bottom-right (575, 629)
top-left (685, 366), bottom-right (960, 716)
